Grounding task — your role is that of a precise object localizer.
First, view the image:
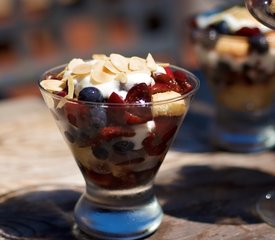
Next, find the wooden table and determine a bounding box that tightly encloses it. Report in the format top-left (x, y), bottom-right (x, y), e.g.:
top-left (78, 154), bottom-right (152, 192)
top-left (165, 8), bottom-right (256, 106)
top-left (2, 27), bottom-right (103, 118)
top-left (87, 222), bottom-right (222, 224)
top-left (0, 95), bottom-right (275, 240)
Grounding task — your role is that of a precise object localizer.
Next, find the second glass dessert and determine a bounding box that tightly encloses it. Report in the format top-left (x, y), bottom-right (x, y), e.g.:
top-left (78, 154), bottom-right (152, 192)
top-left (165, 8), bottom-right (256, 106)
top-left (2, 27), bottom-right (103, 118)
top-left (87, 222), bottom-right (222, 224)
top-left (192, 4), bottom-right (275, 152)
top-left (38, 54), bottom-right (199, 239)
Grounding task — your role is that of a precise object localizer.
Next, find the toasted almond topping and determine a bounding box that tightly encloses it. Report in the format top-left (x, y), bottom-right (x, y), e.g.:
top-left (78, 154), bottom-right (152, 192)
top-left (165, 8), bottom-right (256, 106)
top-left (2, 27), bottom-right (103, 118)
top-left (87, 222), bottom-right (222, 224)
top-left (110, 53), bottom-right (129, 72)
top-left (72, 63), bottom-right (92, 75)
top-left (56, 98), bottom-right (67, 109)
top-left (68, 58), bottom-right (85, 71)
top-left (40, 79), bottom-right (66, 92)
top-left (92, 54), bottom-right (108, 60)
top-left (91, 60), bottom-right (116, 83)
top-left (129, 56), bottom-right (147, 71)
top-left (56, 69), bottom-right (65, 78)
top-left (66, 75), bottom-right (75, 99)
top-left (115, 72), bottom-right (128, 83)
top-left (146, 53), bottom-right (157, 71)
top-left (158, 62), bottom-right (170, 67)
top-left (104, 60), bottom-right (120, 73)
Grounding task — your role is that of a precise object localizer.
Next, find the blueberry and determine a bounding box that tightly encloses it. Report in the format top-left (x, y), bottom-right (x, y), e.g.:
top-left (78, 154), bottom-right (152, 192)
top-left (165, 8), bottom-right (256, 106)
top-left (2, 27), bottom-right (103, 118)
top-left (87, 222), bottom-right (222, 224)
top-left (78, 87), bottom-right (104, 102)
top-left (92, 146), bottom-right (109, 160)
top-left (249, 34), bottom-right (269, 54)
top-left (209, 20), bottom-right (231, 34)
top-left (113, 141), bottom-right (135, 154)
top-left (90, 107), bottom-right (107, 130)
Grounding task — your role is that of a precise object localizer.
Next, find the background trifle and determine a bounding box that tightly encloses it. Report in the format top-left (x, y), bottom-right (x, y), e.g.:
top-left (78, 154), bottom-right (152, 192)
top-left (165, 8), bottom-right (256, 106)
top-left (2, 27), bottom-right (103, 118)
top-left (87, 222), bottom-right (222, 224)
top-left (192, 5), bottom-right (275, 152)
top-left (39, 53), bottom-right (199, 239)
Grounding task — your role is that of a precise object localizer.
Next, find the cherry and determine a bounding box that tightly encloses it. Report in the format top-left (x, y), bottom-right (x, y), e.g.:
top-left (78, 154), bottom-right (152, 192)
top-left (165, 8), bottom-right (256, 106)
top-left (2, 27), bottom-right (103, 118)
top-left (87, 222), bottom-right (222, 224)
top-left (235, 27), bottom-right (261, 37)
top-left (125, 83), bottom-right (152, 104)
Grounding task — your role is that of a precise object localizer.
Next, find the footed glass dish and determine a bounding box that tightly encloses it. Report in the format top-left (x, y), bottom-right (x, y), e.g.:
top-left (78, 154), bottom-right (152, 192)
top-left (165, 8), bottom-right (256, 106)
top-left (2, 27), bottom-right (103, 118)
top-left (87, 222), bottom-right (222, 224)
top-left (38, 63), bottom-right (199, 239)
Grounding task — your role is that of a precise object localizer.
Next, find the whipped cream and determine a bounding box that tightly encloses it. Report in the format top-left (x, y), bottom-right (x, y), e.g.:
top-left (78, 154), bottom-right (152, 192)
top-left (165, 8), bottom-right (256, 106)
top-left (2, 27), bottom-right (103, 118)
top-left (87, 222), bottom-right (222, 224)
top-left (123, 120), bottom-right (156, 150)
top-left (196, 6), bottom-right (270, 33)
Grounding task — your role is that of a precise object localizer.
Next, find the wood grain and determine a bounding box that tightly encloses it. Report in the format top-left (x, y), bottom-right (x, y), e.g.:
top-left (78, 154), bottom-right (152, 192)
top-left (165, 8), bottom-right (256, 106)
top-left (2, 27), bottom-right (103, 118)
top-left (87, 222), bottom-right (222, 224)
top-left (0, 97), bottom-right (275, 239)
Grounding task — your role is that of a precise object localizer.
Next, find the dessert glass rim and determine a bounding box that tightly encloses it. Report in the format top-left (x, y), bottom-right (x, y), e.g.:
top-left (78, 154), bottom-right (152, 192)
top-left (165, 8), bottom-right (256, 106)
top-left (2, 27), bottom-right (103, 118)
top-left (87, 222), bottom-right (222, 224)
top-left (38, 63), bottom-right (200, 107)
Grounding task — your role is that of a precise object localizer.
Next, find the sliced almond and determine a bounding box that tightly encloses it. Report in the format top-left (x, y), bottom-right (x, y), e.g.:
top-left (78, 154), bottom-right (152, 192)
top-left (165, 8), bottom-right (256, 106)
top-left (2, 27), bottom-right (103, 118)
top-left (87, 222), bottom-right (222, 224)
top-left (152, 91), bottom-right (186, 117)
top-left (67, 58), bottom-right (85, 71)
top-left (104, 60), bottom-right (120, 74)
top-left (72, 63), bottom-right (92, 75)
top-left (115, 72), bottom-right (128, 83)
top-left (40, 79), bottom-right (66, 92)
top-left (129, 56), bottom-right (147, 71)
top-left (56, 69), bottom-right (65, 78)
top-left (92, 54), bottom-right (108, 60)
top-left (146, 53), bottom-right (157, 71)
top-left (65, 75), bottom-right (75, 99)
top-left (158, 62), bottom-right (170, 67)
top-left (215, 36), bottom-right (249, 58)
top-left (91, 60), bottom-right (115, 84)
top-left (110, 53), bottom-right (129, 72)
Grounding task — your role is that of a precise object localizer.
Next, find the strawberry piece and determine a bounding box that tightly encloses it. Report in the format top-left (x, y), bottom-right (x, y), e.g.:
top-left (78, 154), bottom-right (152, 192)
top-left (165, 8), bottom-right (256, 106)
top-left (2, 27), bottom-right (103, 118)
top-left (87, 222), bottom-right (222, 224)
top-left (124, 111), bottom-right (146, 124)
top-left (98, 126), bottom-right (135, 141)
top-left (108, 92), bottom-right (125, 104)
top-left (164, 66), bottom-right (175, 79)
top-left (107, 92), bottom-right (127, 125)
top-left (125, 83), bottom-right (152, 104)
top-left (153, 73), bottom-right (182, 93)
top-left (173, 70), bottom-right (194, 94)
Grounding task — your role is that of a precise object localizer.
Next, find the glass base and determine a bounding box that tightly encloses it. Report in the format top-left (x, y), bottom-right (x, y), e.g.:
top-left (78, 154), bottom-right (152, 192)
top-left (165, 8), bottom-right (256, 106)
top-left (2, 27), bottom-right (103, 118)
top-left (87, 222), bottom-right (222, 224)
top-left (209, 121), bottom-right (275, 153)
top-left (257, 191), bottom-right (275, 226)
top-left (74, 192), bottom-right (163, 240)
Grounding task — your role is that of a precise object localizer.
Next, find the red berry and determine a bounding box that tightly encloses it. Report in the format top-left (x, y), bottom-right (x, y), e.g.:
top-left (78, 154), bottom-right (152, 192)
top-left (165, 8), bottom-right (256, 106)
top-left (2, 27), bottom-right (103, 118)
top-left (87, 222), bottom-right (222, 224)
top-left (56, 91), bottom-right (67, 97)
top-left (153, 73), bottom-right (182, 93)
top-left (235, 27), bottom-right (261, 37)
top-left (124, 111), bottom-right (146, 124)
top-left (108, 92), bottom-right (125, 104)
top-left (164, 66), bottom-right (175, 79)
top-left (142, 133), bottom-right (167, 156)
top-left (125, 83), bottom-right (152, 104)
top-left (98, 126), bottom-right (135, 141)
top-left (173, 71), bottom-right (193, 94)
top-left (125, 83), bottom-right (153, 124)
top-left (151, 83), bottom-right (172, 94)
top-left (63, 101), bottom-right (90, 128)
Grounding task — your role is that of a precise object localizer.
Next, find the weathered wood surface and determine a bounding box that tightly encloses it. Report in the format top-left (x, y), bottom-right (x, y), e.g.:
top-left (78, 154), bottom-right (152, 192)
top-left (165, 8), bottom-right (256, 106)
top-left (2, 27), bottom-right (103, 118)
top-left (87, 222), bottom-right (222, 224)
top-left (0, 97), bottom-right (275, 240)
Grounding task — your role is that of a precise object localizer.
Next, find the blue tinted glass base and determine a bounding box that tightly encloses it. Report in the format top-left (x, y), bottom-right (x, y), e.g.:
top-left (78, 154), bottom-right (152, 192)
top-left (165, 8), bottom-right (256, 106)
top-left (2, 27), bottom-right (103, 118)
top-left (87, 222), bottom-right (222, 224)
top-left (73, 193), bottom-right (163, 240)
top-left (209, 121), bottom-right (275, 153)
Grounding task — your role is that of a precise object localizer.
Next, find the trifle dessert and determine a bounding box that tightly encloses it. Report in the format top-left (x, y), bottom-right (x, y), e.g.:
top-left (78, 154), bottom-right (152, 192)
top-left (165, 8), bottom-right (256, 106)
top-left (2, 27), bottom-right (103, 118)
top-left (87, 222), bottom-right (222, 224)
top-left (191, 4), bottom-right (275, 152)
top-left (38, 53), bottom-right (199, 239)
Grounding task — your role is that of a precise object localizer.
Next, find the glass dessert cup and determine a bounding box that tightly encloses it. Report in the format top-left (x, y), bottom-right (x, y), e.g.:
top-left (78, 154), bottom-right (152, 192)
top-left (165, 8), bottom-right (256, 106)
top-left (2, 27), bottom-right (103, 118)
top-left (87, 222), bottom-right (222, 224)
top-left (38, 64), bottom-right (199, 240)
top-left (245, 0), bottom-right (275, 29)
top-left (244, 0), bottom-right (275, 227)
top-left (192, 24), bottom-right (275, 152)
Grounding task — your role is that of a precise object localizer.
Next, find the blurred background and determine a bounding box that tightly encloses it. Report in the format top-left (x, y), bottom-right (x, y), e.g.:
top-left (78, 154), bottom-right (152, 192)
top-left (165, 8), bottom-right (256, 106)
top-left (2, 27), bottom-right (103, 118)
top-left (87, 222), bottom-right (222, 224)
top-left (0, 0), bottom-right (230, 100)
